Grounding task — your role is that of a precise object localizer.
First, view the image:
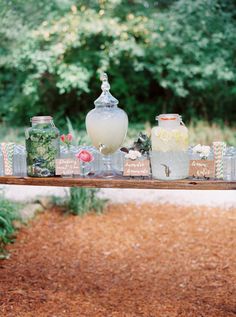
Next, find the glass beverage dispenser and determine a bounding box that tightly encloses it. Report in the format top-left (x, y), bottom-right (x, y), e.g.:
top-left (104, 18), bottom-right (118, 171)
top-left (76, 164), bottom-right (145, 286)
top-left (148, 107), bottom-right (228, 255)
top-left (151, 114), bottom-right (189, 180)
top-left (86, 73), bottom-right (128, 178)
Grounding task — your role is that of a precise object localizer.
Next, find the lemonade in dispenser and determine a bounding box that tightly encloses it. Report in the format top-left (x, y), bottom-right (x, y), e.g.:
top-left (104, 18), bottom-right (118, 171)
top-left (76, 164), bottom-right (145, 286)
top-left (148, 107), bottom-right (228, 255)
top-left (151, 114), bottom-right (189, 180)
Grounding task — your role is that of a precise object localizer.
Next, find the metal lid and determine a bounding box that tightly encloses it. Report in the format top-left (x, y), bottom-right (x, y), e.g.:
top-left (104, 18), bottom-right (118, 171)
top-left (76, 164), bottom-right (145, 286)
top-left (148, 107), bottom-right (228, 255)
top-left (156, 114), bottom-right (181, 121)
top-left (31, 116), bottom-right (53, 124)
top-left (94, 73), bottom-right (119, 107)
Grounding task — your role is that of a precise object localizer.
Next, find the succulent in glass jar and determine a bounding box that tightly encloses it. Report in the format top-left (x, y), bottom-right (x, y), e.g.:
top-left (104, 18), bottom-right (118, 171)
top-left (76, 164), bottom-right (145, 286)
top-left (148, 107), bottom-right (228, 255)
top-left (25, 116), bottom-right (60, 177)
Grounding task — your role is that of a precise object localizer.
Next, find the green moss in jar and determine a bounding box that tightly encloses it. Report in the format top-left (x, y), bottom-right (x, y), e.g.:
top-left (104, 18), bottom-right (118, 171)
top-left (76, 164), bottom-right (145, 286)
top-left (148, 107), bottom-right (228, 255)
top-left (25, 116), bottom-right (60, 177)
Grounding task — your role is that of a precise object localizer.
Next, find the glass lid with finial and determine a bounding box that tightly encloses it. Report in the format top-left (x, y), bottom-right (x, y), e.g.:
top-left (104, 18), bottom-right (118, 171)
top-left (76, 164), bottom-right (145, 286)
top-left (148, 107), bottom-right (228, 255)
top-left (94, 73), bottom-right (119, 108)
top-left (86, 73), bottom-right (128, 178)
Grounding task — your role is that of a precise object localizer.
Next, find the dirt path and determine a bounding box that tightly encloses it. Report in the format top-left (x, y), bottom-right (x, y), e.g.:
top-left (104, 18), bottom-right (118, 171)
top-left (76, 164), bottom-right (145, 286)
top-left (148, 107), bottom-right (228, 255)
top-left (2, 185), bottom-right (236, 208)
top-left (0, 203), bottom-right (236, 317)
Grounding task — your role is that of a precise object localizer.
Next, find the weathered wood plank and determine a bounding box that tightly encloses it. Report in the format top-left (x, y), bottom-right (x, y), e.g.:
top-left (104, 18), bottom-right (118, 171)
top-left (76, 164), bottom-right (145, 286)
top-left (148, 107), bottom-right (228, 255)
top-left (0, 176), bottom-right (235, 190)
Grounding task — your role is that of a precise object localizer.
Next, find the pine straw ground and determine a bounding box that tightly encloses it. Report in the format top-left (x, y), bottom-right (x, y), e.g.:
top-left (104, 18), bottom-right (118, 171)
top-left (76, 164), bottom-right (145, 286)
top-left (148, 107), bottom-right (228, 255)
top-left (0, 203), bottom-right (236, 317)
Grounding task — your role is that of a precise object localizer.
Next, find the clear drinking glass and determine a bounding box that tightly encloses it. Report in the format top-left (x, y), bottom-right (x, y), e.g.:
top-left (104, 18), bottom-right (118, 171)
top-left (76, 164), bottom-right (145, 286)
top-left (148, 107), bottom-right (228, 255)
top-left (223, 147), bottom-right (236, 181)
top-left (13, 145), bottom-right (27, 176)
top-left (60, 145), bottom-right (74, 178)
top-left (112, 150), bottom-right (125, 173)
top-left (20, 146), bottom-right (27, 176)
top-left (86, 73), bottom-right (128, 178)
top-left (0, 146), bottom-right (4, 176)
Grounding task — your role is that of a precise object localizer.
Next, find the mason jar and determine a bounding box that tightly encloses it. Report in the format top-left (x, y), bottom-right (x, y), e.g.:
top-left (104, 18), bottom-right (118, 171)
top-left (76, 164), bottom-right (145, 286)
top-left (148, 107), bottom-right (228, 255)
top-left (151, 114), bottom-right (189, 180)
top-left (25, 116), bottom-right (60, 177)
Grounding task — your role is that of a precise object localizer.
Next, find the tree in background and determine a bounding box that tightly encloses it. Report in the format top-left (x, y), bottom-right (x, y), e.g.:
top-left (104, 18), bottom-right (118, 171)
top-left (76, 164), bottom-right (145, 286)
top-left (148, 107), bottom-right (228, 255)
top-left (0, 0), bottom-right (235, 126)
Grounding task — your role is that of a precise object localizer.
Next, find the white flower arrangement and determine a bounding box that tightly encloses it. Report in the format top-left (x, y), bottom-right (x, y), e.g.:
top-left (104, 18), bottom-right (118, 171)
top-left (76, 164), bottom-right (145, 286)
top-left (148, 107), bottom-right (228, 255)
top-left (125, 150), bottom-right (142, 160)
top-left (192, 144), bottom-right (211, 159)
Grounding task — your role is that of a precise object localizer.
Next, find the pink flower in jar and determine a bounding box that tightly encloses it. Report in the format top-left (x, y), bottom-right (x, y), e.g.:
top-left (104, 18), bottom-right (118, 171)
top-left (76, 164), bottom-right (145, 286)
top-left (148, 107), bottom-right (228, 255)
top-left (61, 133), bottom-right (73, 146)
top-left (67, 133), bottom-right (73, 142)
top-left (76, 150), bottom-right (94, 163)
top-left (60, 134), bottom-right (66, 142)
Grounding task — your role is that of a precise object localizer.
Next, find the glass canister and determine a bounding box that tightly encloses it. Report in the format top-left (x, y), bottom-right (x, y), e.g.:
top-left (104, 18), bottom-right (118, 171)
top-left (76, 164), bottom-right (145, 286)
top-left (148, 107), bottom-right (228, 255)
top-left (25, 116), bottom-right (60, 177)
top-left (86, 73), bottom-right (128, 177)
top-left (151, 114), bottom-right (189, 180)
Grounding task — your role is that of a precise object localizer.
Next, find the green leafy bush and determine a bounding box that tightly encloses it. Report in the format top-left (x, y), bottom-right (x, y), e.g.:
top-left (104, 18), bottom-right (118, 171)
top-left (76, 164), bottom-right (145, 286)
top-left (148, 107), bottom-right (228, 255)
top-left (67, 187), bottom-right (107, 216)
top-left (0, 0), bottom-right (235, 125)
top-left (0, 196), bottom-right (20, 258)
top-left (51, 132), bottom-right (107, 217)
top-left (68, 188), bottom-right (107, 216)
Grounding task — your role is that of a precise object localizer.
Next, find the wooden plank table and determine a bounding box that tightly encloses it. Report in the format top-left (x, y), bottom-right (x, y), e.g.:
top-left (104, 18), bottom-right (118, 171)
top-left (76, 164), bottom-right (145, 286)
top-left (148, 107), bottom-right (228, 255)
top-left (0, 176), bottom-right (235, 190)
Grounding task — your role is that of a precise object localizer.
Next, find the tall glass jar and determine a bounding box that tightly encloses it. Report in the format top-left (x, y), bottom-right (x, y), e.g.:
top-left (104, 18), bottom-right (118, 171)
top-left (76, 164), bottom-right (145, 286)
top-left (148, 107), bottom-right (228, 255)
top-left (86, 73), bottom-right (128, 177)
top-left (151, 114), bottom-right (189, 180)
top-left (25, 116), bottom-right (60, 177)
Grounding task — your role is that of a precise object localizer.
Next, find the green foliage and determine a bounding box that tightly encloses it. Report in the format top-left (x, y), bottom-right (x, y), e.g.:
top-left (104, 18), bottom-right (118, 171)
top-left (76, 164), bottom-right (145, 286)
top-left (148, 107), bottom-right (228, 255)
top-left (132, 132), bottom-right (152, 155)
top-left (68, 188), bottom-right (107, 216)
top-left (66, 117), bottom-right (85, 146)
top-left (0, 196), bottom-right (20, 258)
top-left (144, 0), bottom-right (236, 121)
top-left (0, 0), bottom-right (235, 125)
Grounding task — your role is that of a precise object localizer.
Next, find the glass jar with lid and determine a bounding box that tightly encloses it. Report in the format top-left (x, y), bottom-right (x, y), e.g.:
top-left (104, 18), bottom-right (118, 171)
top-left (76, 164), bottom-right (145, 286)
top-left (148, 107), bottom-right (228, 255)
top-left (151, 113), bottom-right (189, 180)
top-left (86, 73), bottom-right (128, 177)
top-left (25, 116), bottom-right (60, 177)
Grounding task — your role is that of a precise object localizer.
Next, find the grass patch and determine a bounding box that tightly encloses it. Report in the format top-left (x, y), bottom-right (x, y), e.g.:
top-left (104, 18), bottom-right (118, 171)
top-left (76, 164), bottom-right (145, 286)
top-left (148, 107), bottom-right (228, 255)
top-left (188, 121), bottom-right (236, 146)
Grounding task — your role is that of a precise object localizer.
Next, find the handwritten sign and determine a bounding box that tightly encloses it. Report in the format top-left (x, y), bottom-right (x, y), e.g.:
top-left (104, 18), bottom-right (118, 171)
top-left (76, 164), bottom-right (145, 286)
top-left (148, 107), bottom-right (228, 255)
top-left (55, 159), bottom-right (80, 176)
top-left (123, 159), bottom-right (150, 177)
top-left (189, 160), bottom-right (215, 178)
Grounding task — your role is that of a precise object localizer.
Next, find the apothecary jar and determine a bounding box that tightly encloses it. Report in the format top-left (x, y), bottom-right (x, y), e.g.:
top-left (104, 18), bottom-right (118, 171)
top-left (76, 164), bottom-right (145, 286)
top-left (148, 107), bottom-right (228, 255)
top-left (25, 116), bottom-right (60, 177)
top-left (86, 73), bottom-right (128, 177)
top-left (151, 114), bottom-right (189, 180)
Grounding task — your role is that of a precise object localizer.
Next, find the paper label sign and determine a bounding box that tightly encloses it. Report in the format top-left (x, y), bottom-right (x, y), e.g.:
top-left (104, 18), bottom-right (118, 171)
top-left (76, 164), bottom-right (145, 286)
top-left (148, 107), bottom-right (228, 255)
top-left (189, 160), bottom-right (215, 178)
top-left (55, 159), bottom-right (80, 176)
top-left (123, 159), bottom-right (150, 177)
